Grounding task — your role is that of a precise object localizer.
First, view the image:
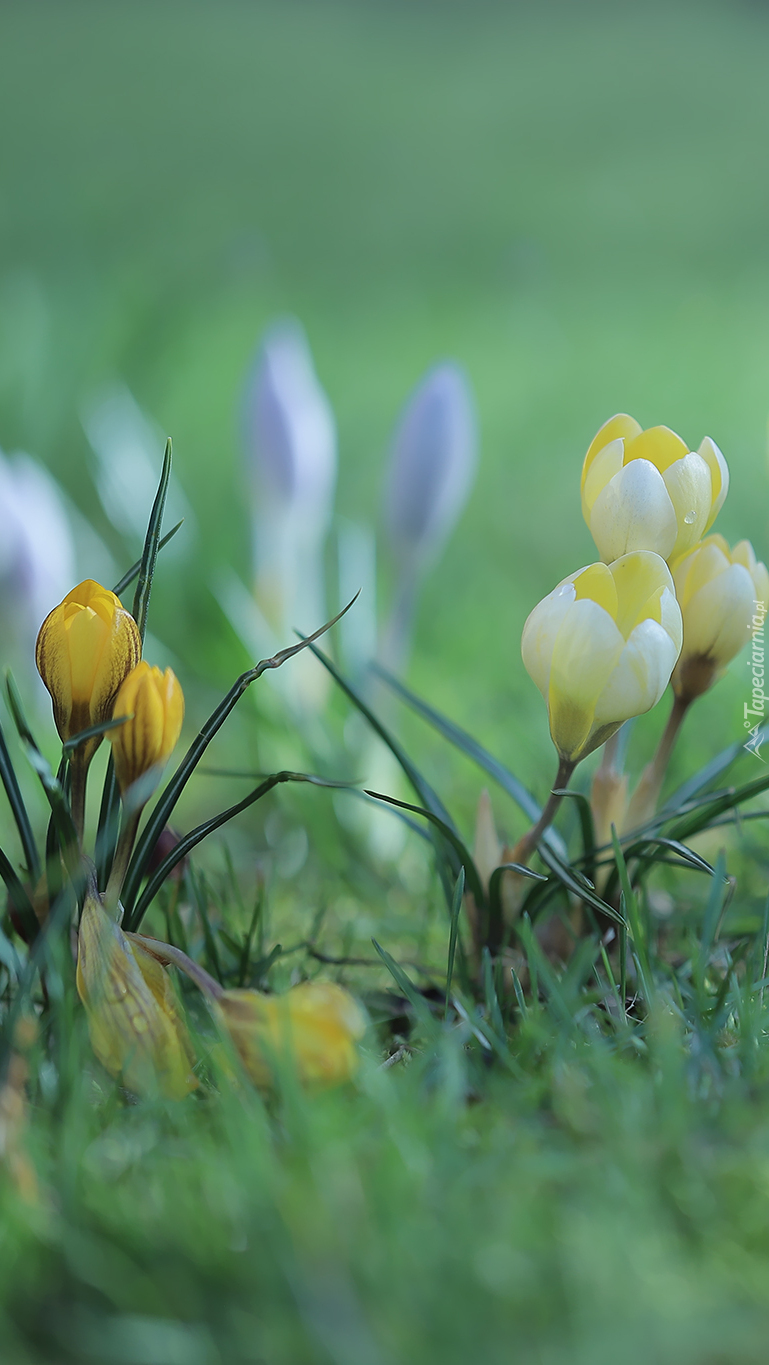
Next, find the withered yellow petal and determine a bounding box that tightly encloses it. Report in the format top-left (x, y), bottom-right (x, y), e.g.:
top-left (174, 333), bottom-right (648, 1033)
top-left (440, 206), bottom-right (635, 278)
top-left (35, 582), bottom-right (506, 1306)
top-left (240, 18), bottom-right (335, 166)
top-left (76, 893), bottom-right (197, 1100)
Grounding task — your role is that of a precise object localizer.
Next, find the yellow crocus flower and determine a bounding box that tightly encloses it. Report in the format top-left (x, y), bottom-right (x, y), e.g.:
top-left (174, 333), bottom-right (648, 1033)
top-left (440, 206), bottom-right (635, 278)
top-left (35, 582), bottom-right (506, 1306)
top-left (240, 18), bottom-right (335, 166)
top-left (109, 661), bottom-right (184, 798)
top-left (522, 550), bottom-right (683, 763)
top-left (76, 892), bottom-right (197, 1100)
top-left (581, 414), bottom-right (729, 564)
top-left (670, 535), bottom-right (769, 701)
top-left (215, 981), bottom-right (367, 1089)
top-left (35, 579), bottom-right (141, 765)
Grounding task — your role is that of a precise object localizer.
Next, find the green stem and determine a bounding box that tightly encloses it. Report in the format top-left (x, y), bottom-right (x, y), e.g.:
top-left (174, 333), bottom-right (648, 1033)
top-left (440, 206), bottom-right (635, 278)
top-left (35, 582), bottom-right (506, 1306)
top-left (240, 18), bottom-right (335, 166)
top-left (104, 809), bottom-right (142, 913)
top-left (69, 754), bottom-right (88, 847)
top-left (625, 694), bottom-right (691, 831)
top-left (515, 757), bottom-right (576, 866)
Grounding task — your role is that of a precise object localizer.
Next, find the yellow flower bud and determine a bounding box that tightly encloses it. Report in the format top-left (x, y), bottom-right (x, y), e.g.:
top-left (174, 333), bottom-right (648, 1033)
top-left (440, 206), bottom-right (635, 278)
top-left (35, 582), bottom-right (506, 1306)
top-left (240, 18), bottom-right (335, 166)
top-left (522, 551), bottom-right (683, 762)
top-left (670, 535), bottom-right (769, 701)
top-left (35, 580), bottom-right (141, 763)
top-left (581, 414), bottom-right (729, 564)
top-left (109, 661), bottom-right (184, 797)
top-left (76, 892), bottom-right (197, 1099)
top-left (214, 982), bottom-right (367, 1089)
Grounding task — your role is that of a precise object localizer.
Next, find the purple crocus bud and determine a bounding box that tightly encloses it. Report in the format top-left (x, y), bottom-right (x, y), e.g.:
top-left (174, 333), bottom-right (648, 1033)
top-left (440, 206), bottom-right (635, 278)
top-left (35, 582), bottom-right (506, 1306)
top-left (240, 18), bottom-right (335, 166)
top-left (385, 363), bottom-right (477, 575)
top-left (0, 449), bottom-right (75, 655)
top-left (244, 320), bottom-right (337, 635)
top-left (380, 364), bottom-right (477, 671)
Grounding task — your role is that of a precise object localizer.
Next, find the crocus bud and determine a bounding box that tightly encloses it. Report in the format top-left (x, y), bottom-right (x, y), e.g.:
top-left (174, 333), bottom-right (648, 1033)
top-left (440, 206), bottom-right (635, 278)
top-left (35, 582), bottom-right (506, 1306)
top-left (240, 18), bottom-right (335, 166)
top-left (669, 535), bottom-right (769, 702)
top-left (385, 363), bottom-right (477, 575)
top-left (76, 893), bottom-right (197, 1099)
top-left (109, 661), bottom-right (184, 798)
top-left (581, 414), bottom-right (729, 564)
top-left (35, 580), bottom-right (141, 765)
top-left (244, 319), bottom-right (337, 633)
top-left (215, 982), bottom-right (366, 1089)
top-left (522, 551), bottom-right (683, 762)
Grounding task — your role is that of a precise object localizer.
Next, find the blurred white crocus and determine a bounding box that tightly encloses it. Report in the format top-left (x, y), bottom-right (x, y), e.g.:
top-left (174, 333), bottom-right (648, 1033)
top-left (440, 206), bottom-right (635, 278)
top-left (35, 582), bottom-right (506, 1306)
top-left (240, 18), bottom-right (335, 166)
top-left (244, 319), bottom-right (337, 639)
top-left (381, 363), bottom-right (477, 670)
top-left (0, 448), bottom-right (75, 663)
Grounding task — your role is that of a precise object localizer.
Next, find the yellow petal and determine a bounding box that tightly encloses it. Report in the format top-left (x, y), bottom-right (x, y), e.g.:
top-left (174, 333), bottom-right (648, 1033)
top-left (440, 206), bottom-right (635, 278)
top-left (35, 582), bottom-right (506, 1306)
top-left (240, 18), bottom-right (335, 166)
top-left (622, 424), bottom-right (689, 473)
top-left (77, 894), bottom-right (197, 1099)
top-left (215, 982), bottom-right (366, 1089)
top-left (110, 662), bottom-right (184, 796)
top-left (581, 414), bottom-right (642, 491)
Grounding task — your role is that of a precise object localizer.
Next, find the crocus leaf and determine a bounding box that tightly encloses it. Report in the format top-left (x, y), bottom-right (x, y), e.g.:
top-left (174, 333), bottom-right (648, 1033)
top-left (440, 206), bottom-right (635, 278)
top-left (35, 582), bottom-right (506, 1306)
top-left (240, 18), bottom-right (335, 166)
top-left (131, 437), bottom-right (172, 645)
top-left (373, 662), bottom-right (567, 858)
top-left (120, 595), bottom-right (360, 917)
top-left (125, 772), bottom-right (355, 930)
top-left (0, 715), bottom-right (39, 880)
top-left (112, 520), bottom-right (184, 598)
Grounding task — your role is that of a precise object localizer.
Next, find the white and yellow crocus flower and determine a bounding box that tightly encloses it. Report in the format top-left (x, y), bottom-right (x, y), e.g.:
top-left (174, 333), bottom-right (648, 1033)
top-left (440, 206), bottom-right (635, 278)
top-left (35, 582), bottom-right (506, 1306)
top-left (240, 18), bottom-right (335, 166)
top-left (581, 414), bottom-right (729, 564)
top-left (670, 535), bottom-right (769, 701)
top-left (522, 551), bottom-right (683, 763)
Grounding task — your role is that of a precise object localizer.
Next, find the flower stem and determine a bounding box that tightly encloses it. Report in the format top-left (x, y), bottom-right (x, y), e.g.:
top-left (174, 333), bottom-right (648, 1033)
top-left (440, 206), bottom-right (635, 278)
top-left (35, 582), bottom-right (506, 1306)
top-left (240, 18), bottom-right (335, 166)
top-left (625, 693), bottom-right (691, 832)
top-left (514, 757), bottom-right (576, 867)
top-left (69, 754), bottom-right (87, 846)
top-left (104, 809), bottom-right (142, 913)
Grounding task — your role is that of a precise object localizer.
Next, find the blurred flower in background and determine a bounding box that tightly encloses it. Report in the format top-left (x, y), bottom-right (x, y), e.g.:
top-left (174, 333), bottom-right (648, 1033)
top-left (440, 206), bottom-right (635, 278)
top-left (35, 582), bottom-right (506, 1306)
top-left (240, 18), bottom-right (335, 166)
top-left (0, 447), bottom-right (76, 672)
top-left (218, 319), bottom-right (338, 713)
top-left (244, 318), bottom-right (337, 636)
top-left (81, 381), bottom-right (193, 550)
top-left (380, 363), bottom-right (477, 672)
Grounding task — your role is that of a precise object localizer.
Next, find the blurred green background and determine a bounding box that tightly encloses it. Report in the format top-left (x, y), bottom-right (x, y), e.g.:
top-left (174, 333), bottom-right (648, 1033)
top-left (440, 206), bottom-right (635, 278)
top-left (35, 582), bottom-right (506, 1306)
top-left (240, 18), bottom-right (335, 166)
top-left (1, 0), bottom-right (768, 814)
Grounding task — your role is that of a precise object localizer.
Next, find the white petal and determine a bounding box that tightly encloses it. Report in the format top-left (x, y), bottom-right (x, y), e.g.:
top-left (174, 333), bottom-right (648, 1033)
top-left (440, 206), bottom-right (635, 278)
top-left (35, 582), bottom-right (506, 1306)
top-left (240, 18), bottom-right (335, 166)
top-left (658, 586), bottom-right (683, 655)
top-left (521, 582), bottom-right (576, 697)
top-left (681, 563), bottom-right (756, 665)
top-left (661, 453), bottom-right (712, 557)
top-left (548, 600), bottom-right (624, 758)
top-left (594, 619), bottom-right (679, 726)
top-left (698, 436), bottom-right (729, 528)
top-left (588, 461), bottom-right (678, 562)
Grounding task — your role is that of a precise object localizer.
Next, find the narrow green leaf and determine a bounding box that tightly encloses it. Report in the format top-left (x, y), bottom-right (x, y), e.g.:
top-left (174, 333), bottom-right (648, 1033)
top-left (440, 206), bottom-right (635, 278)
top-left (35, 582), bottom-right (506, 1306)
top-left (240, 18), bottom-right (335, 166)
top-left (62, 713), bottom-right (132, 753)
top-left (132, 437), bottom-right (173, 645)
top-left (365, 790), bottom-right (484, 907)
top-left (444, 867), bottom-right (465, 1019)
top-left (553, 788), bottom-right (596, 883)
top-left (481, 946), bottom-right (505, 1038)
top-left (0, 716), bottom-right (39, 879)
top-left (372, 939), bottom-right (435, 1029)
top-left (0, 846), bottom-right (38, 942)
top-left (5, 673), bottom-right (78, 870)
top-left (95, 756), bottom-right (120, 889)
top-left (121, 596), bottom-right (359, 915)
top-left (696, 850), bottom-right (729, 981)
top-left (487, 862), bottom-right (547, 955)
top-left (374, 662), bottom-right (568, 856)
top-left (665, 723), bottom-right (769, 811)
top-left (112, 520), bottom-right (184, 597)
top-left (125, 772), bottom-right (352, 930)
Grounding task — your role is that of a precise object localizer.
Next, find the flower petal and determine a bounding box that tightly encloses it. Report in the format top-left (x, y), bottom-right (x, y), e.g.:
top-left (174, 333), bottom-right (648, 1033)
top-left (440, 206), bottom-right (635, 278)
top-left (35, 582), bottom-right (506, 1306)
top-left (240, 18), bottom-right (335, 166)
top-left (588, 460), bottom-right (678, 562)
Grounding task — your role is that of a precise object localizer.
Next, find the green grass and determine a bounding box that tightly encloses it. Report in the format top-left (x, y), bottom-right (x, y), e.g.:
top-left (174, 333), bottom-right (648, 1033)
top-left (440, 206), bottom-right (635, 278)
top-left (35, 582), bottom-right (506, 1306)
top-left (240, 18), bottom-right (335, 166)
top-left (1, 1), bottom-right (769, 1359)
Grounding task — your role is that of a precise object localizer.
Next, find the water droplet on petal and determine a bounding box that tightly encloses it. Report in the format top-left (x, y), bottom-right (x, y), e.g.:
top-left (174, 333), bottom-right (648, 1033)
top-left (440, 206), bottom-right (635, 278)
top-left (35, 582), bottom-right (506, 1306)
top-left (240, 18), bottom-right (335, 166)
top-left (684, 511), bottom-right (696, 524)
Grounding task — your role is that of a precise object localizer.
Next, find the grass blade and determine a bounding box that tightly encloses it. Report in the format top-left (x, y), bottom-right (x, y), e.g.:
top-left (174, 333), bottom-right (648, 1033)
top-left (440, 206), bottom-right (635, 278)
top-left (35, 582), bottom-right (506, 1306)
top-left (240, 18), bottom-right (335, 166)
top-left (125, 772), bottom-right (353, 929)
top-left (112, 520), bottom-right (184, 597)
top-left (5, 673), bottom-right (78, 872)
top-left (372, 939), bottom-right (435, 1030)
top-left (0, 716), bottom-right (39, 879)
top-left (131, 437), bottom-right (173, 644)
top-left (0, 846), bottom-right (38, 941)
top-left (374, 662), bottom-right (568, 856)
top-left (444, 867), bottom-right (465, 1018)
top-left (121, 596), bottom-right (359, 915)
top-left (365, 790), bottom-right (484, 906)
